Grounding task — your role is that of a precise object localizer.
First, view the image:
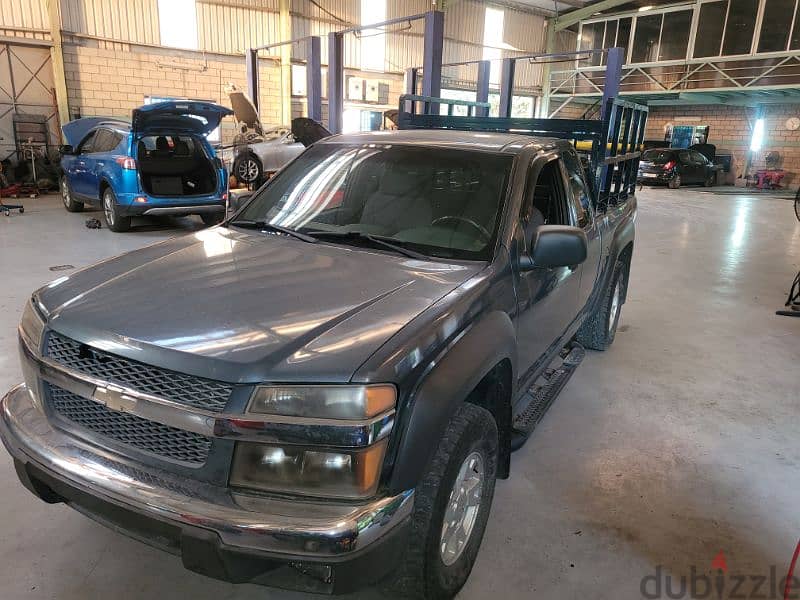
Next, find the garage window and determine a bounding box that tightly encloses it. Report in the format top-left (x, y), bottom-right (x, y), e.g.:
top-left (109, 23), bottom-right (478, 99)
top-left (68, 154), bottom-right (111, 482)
top-left (694, 1), bottom-right (727, 57)
top-left (631, 14), bottom-right (662, 63)
top-left (722, 0), bottom-right (759, 55)
top-left (158, 0), bottom-right (198, 50)
top-left (758, 0), bottom-right (795, 52)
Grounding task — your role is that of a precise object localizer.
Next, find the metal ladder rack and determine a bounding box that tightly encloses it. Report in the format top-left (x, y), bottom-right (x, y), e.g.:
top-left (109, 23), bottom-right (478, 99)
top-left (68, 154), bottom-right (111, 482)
top-left (397, 94), bottom-right (648, 212)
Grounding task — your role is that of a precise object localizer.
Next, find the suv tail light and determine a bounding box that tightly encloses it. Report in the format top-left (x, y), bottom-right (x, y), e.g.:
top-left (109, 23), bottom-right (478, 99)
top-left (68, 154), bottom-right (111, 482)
top-left (662, 160), bottom-right (676, 171)
top-left (115, 156), bottom-right (136, 170)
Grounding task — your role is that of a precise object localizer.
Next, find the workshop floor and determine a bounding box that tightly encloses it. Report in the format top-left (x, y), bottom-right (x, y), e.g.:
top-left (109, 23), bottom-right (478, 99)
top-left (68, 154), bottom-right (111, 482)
top-left (0, 190), bottom-right (798, 599)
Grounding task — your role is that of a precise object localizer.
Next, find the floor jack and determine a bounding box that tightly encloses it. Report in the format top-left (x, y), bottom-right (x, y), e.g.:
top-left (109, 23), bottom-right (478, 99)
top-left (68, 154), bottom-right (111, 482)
top-left (511, 342), bottom-right (586, 451)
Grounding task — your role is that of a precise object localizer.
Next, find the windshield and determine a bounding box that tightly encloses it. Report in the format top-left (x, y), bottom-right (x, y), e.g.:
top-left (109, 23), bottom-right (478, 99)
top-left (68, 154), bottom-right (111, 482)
top-left (641, 149), bottom-right (676, 163)
top-left (236, 143), bottom-right (513, 261)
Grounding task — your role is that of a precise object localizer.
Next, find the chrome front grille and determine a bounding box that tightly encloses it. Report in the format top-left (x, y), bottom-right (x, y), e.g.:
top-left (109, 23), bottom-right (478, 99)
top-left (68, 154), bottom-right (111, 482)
top-left (46, 332), bottom-right (232, 412)
top-left (47, 384), bottom-right (212, 465)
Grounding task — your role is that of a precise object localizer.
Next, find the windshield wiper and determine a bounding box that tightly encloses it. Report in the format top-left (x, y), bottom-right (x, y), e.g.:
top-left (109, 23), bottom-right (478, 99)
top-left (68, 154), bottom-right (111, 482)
top-left (228, 220), bottom-right (317, 243)
top-left (306, 230), bottom-right (429, 260)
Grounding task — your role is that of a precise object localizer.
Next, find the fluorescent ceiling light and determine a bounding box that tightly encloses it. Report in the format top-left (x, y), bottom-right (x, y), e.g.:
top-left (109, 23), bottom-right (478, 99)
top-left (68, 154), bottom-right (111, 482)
top-left (638, 5), bottom-right (654, 11)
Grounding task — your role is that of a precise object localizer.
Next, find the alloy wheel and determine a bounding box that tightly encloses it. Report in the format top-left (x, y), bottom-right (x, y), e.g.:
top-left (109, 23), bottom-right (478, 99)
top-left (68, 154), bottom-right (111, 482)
top-left (440, 451), bottom-right (484, 566)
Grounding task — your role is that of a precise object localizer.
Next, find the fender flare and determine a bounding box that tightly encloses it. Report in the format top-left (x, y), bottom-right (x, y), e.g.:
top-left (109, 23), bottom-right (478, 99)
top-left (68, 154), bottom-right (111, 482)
top-left (387, 310), bottom-right (516, 494)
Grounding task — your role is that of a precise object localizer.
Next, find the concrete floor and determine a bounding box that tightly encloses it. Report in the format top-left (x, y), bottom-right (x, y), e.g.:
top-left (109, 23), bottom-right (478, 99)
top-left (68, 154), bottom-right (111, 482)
top-left (0, 190), bottom-right (798, 599)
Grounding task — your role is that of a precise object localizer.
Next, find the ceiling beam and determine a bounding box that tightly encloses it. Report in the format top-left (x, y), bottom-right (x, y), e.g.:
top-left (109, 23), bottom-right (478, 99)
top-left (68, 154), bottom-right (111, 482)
top-left (553, 0), bottom-right (635, 31)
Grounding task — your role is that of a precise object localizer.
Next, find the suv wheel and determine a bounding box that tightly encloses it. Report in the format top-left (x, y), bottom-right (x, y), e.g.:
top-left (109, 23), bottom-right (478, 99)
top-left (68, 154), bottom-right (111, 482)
top-left (386, 403), bottom-right (498, 599)
top-left (576, 258), bottom-right (627, 351)
top-left (201, 212), bottom-right (224, 227)
top-left (61, 177), bottom-right (83, 212)
top-left (102, 187), bottom-right (131, 232)
top-left (668, 174), bottom-right (681, 189)
top-left (234, 154), bottom-right (262, 185)
top-left (704, 173), bottom-right (715, 187)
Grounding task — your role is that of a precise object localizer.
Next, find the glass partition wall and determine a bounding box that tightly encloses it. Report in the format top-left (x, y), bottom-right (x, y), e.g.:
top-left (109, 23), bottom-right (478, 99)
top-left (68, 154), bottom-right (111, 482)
top-left (578, 0), bottom-right (800, 65)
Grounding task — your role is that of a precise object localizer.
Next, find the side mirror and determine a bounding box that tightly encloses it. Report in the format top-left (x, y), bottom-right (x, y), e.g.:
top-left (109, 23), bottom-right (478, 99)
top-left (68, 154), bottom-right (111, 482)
top-left (59, 144), bottom-right (75, 155)
top-left (520, 225), bottom-right (588, 271)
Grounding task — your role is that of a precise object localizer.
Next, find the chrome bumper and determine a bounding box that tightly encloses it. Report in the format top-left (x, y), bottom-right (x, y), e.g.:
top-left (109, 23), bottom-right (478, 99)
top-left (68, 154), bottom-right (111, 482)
top-left (0, 383), bottom-right (413, 560)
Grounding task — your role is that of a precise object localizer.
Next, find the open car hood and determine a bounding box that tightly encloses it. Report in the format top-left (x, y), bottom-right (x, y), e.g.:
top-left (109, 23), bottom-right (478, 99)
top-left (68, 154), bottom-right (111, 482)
top-left (131, 101), bottom-right (233, 136)
top-left (228, 90), bottom-right (260, 129)
top-left (62, 117), bottom-right (129, 147)
top-left (291, 117), bottom-right (331, 147)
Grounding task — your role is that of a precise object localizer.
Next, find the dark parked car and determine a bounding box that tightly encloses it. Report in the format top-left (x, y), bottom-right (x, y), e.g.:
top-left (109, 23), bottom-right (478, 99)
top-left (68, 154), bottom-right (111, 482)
top-left (2, 99), bottom-right (642, 598)
top-left (637, 147), bottom-right (716, 189)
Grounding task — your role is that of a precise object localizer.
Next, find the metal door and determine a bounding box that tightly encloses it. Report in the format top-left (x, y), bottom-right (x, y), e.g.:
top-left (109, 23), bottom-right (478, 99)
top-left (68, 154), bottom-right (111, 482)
top-left (0, 42), bottom-right (59, 164)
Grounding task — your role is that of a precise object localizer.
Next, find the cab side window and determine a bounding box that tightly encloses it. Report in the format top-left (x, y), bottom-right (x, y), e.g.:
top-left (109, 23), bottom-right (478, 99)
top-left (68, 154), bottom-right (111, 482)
top-left (560, 150), bottom-right (592, 228)
top-left (521, 159), bottom-right (571, 247)
top-left (77, 130), bottom-right (97, 154)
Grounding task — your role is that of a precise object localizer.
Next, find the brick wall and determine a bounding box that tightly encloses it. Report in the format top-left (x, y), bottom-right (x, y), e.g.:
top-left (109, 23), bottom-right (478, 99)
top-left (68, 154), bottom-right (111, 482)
top-left (61, 35), bottom-right (283, 142)
top-left (645, 103), bottom-right (800, 186)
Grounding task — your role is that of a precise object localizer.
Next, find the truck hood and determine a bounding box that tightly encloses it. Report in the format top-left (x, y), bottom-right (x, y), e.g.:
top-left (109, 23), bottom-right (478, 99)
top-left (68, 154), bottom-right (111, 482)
top-left (38, 228), bottom-right (481, 384)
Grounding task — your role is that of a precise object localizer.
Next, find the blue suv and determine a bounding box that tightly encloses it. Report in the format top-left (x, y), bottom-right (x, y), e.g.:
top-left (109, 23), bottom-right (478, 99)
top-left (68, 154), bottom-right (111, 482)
top-left (59, 101), bottom-right (232, 232)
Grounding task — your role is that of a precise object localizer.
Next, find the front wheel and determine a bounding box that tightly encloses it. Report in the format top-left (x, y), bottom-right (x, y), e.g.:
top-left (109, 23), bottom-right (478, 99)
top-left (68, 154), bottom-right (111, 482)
top-left (102, 187), bottom-right (131, 232)
top-left (201, 212), bottom-right (224, 227)
top-left (668, 174), bottom-right (681, 189)
top-left (385, 403), bottom-right (498, 599)
top-left (233, 154), bottom-right (262, 185)
top-left (576, 258), bottom-right (627, 351)
top-left (61, 177), bottom-right (83, 212)
top-left (704, 172), bottom-right (715, 187)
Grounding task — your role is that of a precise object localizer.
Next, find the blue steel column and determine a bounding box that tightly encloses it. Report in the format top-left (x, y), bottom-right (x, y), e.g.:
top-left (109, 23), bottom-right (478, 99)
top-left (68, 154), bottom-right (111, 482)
top-left (306, 36), bottom-right (322, 122)
top-left (327, 31), bottom-right (344, 133)
top-left (421, 10), bottom-right (444, 113)
top-left (498, 58), bottom-right (515, 118)
top-left (601, 47), bottom-right (624, 114)
top-left (246, 48), bottom-right (260, 114)
top-left (476, 60), bottom-right (490, 117)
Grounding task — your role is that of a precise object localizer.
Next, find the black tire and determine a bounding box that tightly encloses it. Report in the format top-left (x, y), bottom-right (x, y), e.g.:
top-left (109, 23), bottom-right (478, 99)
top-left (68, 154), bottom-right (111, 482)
top-left (233, 153), bottom-right (262, 185)
top-left (385, 403), bottom-right (498, 599)
top-left (576, 258), bottom-right (627, 351)
top-left (201, 212), bottom-right (224, 227)
top-left (704, 172), bottom-right (715, 187)
top-left (60, 176), bottom-right (83, 212)
top-left (102, 187), bottom-right (131, 232)
top-left (667, 174), bottom-right (681, 189)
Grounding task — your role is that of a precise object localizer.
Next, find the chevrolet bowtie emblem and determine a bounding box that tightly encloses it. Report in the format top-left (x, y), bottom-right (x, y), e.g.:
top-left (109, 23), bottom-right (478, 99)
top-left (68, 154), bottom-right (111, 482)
top-left (93, 385), bottom-right (138, 413)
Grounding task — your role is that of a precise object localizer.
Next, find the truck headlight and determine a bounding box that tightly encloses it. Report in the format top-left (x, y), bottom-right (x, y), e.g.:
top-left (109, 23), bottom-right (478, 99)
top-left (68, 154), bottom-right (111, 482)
top-left (230, 439), bottom-right (388, 499)
top-left (234, 385), bottom-right (396, 498)
top-left (19, 297), bottom-right (45, 351)
top-left (247, 384), bottom-right (396, 420)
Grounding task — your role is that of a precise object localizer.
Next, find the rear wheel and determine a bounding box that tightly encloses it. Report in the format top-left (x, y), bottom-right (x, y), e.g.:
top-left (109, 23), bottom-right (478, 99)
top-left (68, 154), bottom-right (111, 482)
top-left (102, 187), bottom-right (131, 232)
top-left (576, 258), bottom-right (627, 351)
top-left (668, 174), bottom-right (681, 189)
top-left (61, 177), bottom-right (83, 212)
top-left (233, 154), bottom-right (262, 185)
top-left (385, 403), bottom-right (498, 599)
top-left (704, 172), bottom-right (715, 187)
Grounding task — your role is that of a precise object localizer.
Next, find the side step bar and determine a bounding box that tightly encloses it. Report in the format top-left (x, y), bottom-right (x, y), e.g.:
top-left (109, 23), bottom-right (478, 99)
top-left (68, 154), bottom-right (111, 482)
top-left (510, 343), bottom-right (586, 452)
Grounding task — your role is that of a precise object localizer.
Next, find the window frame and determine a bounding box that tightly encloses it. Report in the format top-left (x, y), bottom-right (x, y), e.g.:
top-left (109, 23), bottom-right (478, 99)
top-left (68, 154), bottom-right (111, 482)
top-left (559, 150), bottom-right (593, 229)
top-left (520, 157), bottom-right (574, 251)
top-left (577, 0), bottom-right (799, 64)
top-left (77, 130), bottom-right (98, 155)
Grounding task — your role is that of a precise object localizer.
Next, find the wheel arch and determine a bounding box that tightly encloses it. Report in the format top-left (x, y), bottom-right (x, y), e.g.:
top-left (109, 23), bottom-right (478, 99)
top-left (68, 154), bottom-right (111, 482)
top-left (387, 311), bottom-right (516, 494)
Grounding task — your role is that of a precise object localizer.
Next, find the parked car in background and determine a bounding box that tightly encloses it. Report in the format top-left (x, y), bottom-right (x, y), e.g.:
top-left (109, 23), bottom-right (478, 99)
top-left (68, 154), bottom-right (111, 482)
top-left (637, 147), bottom-right (716, 189)
top-left (59, 101), bottom-right (232, 232)
top-left (228, 87), bottom-right (330, 185)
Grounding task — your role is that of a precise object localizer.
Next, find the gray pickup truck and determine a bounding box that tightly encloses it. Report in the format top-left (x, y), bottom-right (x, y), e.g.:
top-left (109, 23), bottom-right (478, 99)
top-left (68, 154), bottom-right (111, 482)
top-left (1, 97), bottom-right (646, 598)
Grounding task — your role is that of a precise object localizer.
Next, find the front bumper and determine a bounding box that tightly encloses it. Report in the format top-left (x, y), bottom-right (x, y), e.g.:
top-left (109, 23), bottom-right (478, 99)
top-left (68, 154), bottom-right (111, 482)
top-left (0, 383), bottom-right (413, 593)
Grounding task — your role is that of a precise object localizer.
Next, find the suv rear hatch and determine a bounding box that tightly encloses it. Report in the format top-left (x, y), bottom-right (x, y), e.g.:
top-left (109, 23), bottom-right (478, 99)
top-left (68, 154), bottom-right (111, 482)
top-left (131, 101), bottom-right (233, 197)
